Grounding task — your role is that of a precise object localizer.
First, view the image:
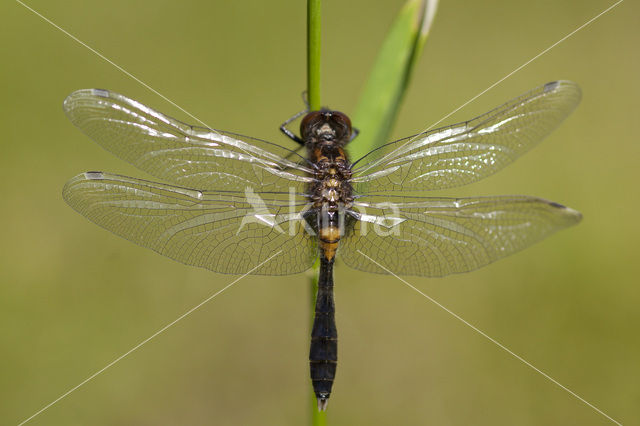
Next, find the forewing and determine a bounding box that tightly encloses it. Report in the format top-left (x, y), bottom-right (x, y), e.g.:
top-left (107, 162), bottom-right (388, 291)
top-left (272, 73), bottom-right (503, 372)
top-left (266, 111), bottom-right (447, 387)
top-left (63, 89), bottom-right (313, 191)
top-left (340, 195), bottom-right (581, 276)
top-left (351, 81), bottom-right (581, 193)
top-left (63, 172), bottom-right (317, 275)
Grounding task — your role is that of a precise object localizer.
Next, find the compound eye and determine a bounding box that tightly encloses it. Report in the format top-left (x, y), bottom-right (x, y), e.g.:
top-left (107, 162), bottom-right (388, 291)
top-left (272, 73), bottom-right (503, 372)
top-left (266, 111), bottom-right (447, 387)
top-left (331, 111), bottom-right (352, 137)
top-left (300, 111), bottom-right (323, 139)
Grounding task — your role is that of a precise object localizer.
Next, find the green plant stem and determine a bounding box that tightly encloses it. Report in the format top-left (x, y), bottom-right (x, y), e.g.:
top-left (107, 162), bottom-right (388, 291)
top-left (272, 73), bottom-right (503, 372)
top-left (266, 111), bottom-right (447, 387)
top-left (308, 260), bottom-right (324, 425)
top-left (307, 0), bottom-right (321, 111)
top-left (307, 3), bottom-right (325, 425)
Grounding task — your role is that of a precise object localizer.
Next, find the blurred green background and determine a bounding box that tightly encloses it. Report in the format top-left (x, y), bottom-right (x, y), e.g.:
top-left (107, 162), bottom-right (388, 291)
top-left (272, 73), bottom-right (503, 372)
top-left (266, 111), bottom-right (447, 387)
top-left (1, 0), bottom-right (638, 424)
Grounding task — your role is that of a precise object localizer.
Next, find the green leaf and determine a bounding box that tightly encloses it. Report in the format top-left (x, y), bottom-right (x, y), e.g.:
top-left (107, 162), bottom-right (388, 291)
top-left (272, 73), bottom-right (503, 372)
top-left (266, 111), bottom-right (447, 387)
top-left (350, 0), bottom-right (439, 161)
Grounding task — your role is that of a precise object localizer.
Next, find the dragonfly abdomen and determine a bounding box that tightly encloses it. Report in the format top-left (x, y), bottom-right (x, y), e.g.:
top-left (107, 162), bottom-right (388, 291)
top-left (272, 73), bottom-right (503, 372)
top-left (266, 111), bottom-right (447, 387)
top-left (309, 257), bottom-right (337, 411)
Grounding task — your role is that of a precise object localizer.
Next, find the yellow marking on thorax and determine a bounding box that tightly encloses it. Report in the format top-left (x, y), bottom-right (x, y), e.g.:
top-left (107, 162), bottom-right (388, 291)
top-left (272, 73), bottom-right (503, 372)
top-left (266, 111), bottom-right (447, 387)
top-left (313, 148), bottom-right (328, 163)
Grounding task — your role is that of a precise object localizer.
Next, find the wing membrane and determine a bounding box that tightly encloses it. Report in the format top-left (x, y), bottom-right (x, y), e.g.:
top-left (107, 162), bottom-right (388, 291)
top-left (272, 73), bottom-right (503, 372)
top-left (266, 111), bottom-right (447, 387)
top-left (340, 195), bottom-right (581, 276)
top-left (351, 81), bottom-right (581, 193)
top-left (63, 172), bottom-right (316, 275)
top-left (63, 89), bottom-right (313, 191)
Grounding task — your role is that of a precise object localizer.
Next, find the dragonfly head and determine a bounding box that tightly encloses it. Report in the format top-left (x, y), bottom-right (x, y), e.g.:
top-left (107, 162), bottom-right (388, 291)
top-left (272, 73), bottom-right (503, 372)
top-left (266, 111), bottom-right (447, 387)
top-left (300, 109), bottom-right (352, 145)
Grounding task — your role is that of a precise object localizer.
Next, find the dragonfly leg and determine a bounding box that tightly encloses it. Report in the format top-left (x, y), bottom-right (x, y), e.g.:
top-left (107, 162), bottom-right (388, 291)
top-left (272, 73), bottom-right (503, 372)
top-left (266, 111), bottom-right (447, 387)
top-left (349, 127), bottom-right (360, 142)
top-left (280, 108), bottom-right (309, 145)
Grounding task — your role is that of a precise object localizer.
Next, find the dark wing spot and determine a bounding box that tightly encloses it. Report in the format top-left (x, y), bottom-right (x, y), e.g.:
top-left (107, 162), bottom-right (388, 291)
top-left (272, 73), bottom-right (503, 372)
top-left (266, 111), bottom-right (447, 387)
top-left (548, 201), bottom-right (567, 209)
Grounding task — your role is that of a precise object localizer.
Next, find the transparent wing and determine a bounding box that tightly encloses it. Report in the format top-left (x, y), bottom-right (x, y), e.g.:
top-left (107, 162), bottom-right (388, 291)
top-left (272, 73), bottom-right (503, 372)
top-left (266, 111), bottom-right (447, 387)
top-left (63, 172), bottom-right (317, 275)
top-left (63, 89), bottom-right (314, 192)
top-left (351, 81), bottom-right (581, 193)
top-left (340, 195), bottom-right (581, 277)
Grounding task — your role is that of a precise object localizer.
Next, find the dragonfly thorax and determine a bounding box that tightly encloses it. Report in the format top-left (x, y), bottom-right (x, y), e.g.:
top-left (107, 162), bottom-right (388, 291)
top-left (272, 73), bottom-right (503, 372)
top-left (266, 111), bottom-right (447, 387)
top-left (306, 134), bottom-right (354, 263)
top-left (309, 144), bottom-right (353, 207)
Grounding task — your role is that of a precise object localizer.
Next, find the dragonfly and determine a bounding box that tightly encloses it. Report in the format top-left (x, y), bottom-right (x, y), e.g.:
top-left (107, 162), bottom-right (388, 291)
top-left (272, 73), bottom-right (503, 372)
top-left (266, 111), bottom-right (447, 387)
top-left (62, 80), bottom-right (582, 410)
